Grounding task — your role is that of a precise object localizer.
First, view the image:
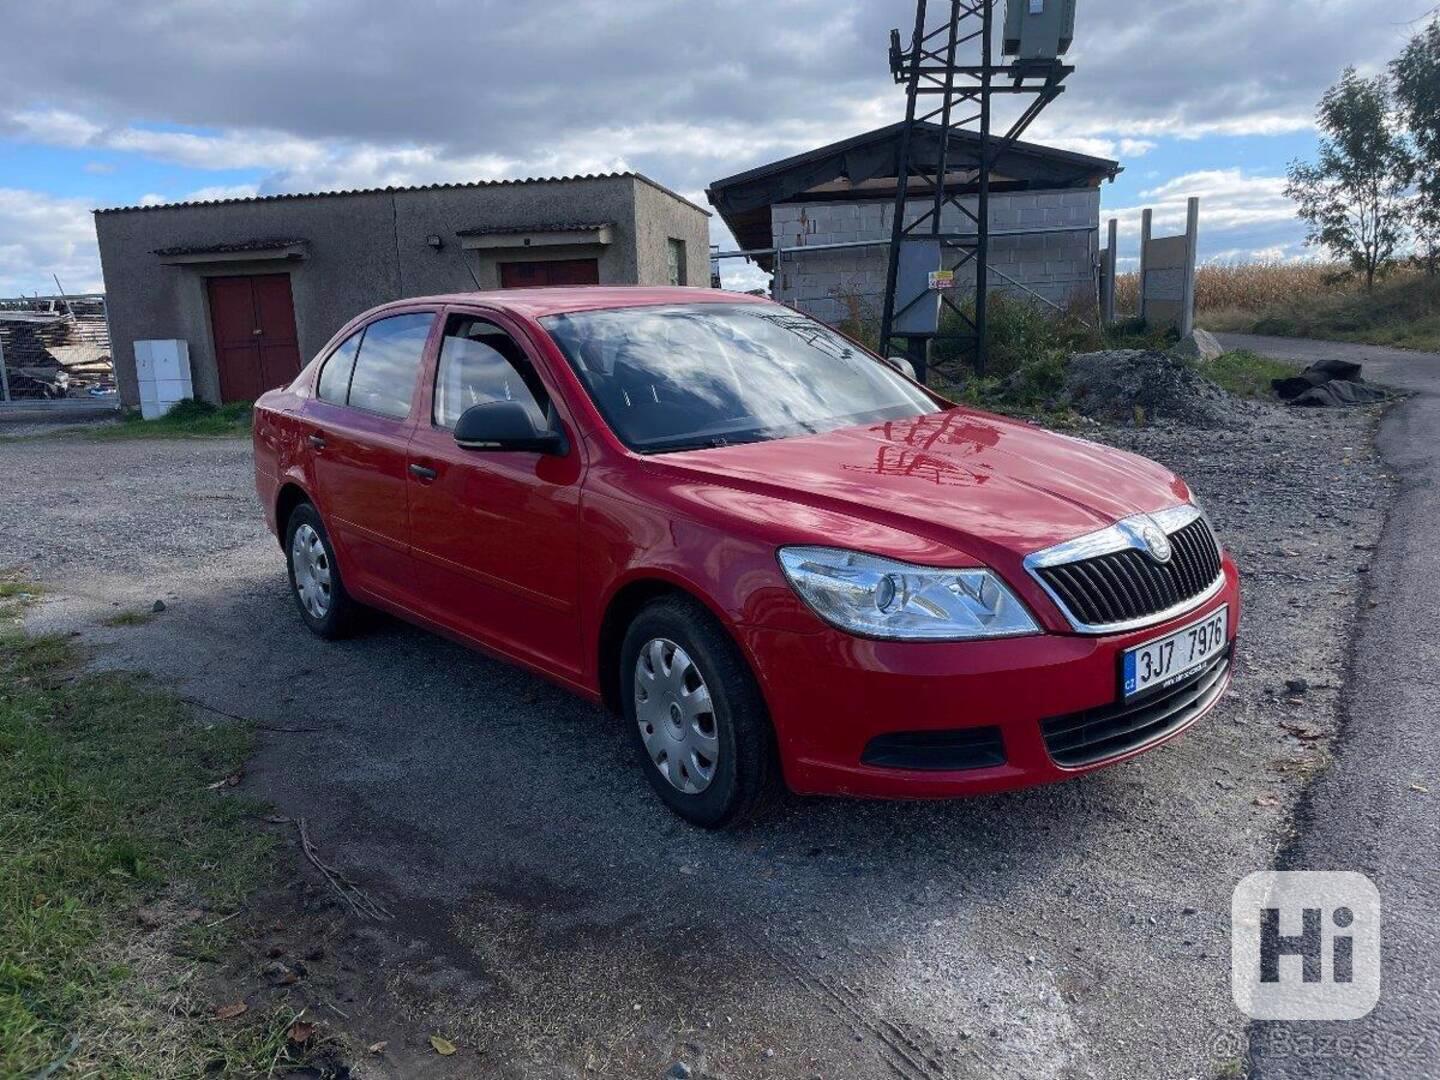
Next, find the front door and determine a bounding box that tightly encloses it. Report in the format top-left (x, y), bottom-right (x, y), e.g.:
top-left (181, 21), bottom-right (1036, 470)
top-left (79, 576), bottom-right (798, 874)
top-left (498, 259), bottom-right (600, 288)
top-left (207, 274), bottom-right (302, 402)
top-left (405, 311), bottom-right (584, 678)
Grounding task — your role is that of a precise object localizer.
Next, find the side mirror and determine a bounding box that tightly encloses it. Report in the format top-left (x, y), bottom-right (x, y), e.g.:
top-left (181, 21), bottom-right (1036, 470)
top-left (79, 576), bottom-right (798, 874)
top-left (884, 355), bottom-right (917, 380)
top-left (453, 401), bottom-right (567, 455)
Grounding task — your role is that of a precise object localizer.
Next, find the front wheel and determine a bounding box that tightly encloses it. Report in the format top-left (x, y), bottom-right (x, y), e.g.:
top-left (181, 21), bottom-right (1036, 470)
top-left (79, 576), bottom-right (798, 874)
top-left (620, 596), bottom-right (780, 828)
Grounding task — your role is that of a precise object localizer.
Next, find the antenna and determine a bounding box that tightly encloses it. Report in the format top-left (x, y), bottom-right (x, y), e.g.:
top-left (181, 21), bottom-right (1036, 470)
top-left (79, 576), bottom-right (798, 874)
top-left (878, 0), bottom-right (1075, 381)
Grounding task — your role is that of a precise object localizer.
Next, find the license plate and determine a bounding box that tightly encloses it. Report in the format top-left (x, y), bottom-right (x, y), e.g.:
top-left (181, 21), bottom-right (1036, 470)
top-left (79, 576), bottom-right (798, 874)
top-left (1122, 606), bottom-right (1229, 700)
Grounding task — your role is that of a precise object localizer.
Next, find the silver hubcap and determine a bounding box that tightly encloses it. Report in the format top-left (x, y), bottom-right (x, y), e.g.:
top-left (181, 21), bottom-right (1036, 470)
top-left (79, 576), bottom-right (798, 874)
top-left (291, 523), bottom-right (332, 620)
top-left (634, 638), bottom-right (718, 794)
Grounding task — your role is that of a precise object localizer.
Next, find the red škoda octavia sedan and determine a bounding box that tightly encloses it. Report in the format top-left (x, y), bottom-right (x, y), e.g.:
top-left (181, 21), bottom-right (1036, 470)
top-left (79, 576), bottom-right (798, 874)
top-left (253, 287), bottom-right (1239, 828)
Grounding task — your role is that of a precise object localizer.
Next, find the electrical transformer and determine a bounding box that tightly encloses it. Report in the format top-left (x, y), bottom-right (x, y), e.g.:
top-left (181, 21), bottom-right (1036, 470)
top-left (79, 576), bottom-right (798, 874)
top-left (1003, 0), bottom-right (1075, 60)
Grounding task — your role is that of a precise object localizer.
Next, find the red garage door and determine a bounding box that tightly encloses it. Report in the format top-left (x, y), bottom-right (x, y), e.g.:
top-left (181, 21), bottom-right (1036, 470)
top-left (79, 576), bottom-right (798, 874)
top-left (499, 259), bottom-right (601, 288)
top-left (207, 274), bottom-right (302, 403)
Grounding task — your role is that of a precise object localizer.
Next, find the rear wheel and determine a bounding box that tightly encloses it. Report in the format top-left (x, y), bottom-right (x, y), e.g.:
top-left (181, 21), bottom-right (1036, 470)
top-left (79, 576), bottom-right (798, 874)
top-left (284, 503), bottom-right (359, 639)
top-left (620, 596), bottom-right (780, 828)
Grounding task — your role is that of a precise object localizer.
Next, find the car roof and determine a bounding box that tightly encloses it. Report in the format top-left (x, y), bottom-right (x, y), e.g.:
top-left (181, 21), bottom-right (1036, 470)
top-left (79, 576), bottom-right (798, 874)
top-left (371, 286), bottom-right (771, 320)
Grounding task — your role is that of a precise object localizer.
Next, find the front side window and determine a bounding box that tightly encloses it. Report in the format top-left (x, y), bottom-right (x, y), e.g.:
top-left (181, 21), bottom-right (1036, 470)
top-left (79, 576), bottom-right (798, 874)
top-left (433, 315), bottom-right (551, 431)
top-left (345, 312), bottom-right (434, 420)
top-left (541, 302), bottom-right (940, 453)
top-left (316, 329), bottom-right (364, 404)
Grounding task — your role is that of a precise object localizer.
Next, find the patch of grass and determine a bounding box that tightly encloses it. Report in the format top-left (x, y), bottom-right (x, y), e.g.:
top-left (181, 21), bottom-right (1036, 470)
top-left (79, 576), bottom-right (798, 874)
top-left (1204, 350), bottom-right (1301, 399)
top-left (0, 603), bottom-right (325, 1077)
top-left (0, 581), bottom-right (39, 599)
top-left (61, 399), bottom-right (254, 441)
top-left (101, 610), bottom-right (156, 629)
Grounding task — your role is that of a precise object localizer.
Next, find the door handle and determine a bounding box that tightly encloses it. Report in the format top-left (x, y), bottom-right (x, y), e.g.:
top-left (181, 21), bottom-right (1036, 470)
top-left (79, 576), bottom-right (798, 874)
top-left (308, 433), bottom-right (326, 450)
top-left (409, 463), bottom-right (438, 481)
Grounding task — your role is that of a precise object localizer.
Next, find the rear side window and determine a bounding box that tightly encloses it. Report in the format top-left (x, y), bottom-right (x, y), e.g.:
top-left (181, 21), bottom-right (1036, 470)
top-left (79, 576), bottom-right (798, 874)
top-left (345, 313), bottom-right (434, 419)
top-left (316, 329), bottom-right (364, 404)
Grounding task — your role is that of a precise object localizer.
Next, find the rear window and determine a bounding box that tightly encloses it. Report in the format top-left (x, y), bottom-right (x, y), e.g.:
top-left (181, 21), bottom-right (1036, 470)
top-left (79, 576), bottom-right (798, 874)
top-left (343, 313), bottom-right (434, 420)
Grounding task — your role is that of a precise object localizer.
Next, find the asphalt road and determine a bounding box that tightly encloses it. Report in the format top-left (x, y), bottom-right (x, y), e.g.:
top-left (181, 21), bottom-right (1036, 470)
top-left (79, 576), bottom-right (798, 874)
top-left (1218, 335), bottom-right (1440, 1079)
top-left (0, 381), bottom-right (1397, 1079)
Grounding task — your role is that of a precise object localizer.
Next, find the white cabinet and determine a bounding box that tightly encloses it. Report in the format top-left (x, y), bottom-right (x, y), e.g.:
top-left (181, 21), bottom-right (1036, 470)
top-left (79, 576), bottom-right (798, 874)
top-left (134, 340), bottom-right (194, 420)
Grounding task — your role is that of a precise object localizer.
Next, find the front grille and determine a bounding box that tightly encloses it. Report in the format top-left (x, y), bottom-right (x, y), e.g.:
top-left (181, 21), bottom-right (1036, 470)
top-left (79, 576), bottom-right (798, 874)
top-left (1035, 516), bottom-right (1222, 628)
top-left (861, 726), bottom-right (1006, 771)
top-left (1040, 645), bottom-right (1232, 767)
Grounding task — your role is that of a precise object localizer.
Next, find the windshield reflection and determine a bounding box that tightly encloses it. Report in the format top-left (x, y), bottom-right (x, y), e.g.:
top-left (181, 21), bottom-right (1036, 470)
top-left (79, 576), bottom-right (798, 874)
top-left (542, 303), bottom-right (941, 452)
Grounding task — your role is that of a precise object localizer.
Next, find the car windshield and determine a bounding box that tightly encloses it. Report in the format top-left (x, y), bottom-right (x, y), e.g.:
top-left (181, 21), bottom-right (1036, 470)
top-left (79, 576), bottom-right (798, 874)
top-left (540, 302), bottom-right (943, 453)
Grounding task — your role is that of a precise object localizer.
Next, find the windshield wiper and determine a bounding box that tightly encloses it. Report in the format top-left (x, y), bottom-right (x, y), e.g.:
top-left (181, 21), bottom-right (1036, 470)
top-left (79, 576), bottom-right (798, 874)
top-left (641, 433), bottom-right (761, 454)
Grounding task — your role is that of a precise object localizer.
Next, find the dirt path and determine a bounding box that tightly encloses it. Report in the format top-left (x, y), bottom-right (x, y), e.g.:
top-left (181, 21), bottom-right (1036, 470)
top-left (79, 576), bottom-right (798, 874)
top-left (0, 400), bottom-right (1390, 1079)
top-left (1217, 334), bottom-right (1440, 1078)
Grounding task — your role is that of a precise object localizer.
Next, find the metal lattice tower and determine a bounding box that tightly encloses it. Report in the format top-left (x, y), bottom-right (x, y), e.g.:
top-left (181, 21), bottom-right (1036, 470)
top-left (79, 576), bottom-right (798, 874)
top-left (878, 0), bottom-right (1072, 380)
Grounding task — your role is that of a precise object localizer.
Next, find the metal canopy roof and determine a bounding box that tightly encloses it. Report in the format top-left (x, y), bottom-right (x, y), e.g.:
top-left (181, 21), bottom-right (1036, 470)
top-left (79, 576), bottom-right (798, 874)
top-left (151, 238), bottom-right (306, 257)
top-left (706, 120), bottom-right (1121, 259)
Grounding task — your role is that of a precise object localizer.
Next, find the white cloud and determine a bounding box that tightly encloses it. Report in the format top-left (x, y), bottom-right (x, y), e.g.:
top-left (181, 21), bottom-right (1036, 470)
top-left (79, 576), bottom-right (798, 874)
top-left (1040, 135), bottom-right (1158, 161)
top-left (1124, 170), bottom-right (1295, 233)
top-left (0, 0), bottom-right (1419, 292)
top-left (1101, 169), bottom-right (1305, 263)
top-left (0, 188), bottom-right (102, 296)
top-left (181, 184), bottom-right (261, 203)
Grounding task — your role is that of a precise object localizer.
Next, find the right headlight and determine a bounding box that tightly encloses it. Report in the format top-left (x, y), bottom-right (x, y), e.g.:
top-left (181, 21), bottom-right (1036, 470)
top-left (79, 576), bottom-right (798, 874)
top-left (777, 546), bottom-right (1040, 641)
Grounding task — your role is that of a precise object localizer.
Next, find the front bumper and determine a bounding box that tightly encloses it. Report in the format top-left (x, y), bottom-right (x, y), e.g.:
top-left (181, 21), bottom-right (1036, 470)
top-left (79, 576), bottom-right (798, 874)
top-left (740, 556), bottom-right (1240, 798)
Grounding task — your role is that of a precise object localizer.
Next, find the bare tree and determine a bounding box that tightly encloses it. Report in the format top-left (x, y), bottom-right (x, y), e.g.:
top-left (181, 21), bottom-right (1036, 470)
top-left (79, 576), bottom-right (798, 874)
top-left (1286, 67), bottom-right (1412, 290)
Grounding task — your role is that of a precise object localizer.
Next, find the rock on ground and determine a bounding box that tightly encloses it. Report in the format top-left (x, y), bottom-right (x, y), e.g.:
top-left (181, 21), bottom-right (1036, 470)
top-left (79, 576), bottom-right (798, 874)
top-left (1065, 348), bottom-right (1243, 427)
top-left (1169, 328), bottom-right (1225, 363)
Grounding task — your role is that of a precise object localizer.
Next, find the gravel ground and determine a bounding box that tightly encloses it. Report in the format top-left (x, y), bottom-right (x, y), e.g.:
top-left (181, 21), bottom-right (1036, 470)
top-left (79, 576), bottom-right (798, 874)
top-left (0, 398), bottom-right (1391, 1080)
top-left (1217, 335), bottom-right (1440, 1079)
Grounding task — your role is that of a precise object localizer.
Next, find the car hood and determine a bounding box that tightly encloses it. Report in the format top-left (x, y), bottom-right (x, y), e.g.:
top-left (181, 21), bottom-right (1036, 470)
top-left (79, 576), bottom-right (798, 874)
top-left (659, 407), bottom-right (1191, 566)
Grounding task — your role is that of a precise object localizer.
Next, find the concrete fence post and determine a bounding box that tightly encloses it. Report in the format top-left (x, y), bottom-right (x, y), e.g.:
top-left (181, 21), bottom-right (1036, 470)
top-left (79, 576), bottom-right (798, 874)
top-left (1139, 208), bottom-right (1153, 324)
top-left (1180, 196), bottom-right (1200, 338)
top-left (1101, 217), bottom-right (1118, 325)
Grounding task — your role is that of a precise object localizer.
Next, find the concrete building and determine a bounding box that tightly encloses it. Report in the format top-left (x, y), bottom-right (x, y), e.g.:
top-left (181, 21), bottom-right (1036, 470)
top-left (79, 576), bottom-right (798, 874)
top-left (707, 122), bottom-right (1120, 327)
top-left (95, 173), bottom-right (711, 407)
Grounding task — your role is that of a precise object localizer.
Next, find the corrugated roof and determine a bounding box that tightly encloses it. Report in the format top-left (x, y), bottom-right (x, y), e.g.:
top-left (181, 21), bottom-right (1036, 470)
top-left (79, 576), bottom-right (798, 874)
top-left (96, 172), bottom-right (710, 217)
top-left (455, 221), bottom-right (613, 237)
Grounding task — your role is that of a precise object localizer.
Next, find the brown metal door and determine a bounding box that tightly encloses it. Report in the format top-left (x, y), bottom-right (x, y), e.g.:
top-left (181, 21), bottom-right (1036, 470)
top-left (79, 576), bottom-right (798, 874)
top-left (498, 259), bottom-right (600, 288)
top-left (207, 274), bottom-right (302, 402)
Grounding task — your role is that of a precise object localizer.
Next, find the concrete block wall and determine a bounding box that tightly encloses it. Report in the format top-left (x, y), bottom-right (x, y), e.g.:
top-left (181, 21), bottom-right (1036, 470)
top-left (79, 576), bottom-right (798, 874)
top-left (771, 188), bottom-right (1099, 327)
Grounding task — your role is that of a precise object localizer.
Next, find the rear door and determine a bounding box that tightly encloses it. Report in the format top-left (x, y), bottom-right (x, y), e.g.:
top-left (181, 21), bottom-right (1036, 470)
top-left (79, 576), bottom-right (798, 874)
top-left (404, 309), bottom-right (585, 678)
top-left (300, 310), bottom-right (438, 605)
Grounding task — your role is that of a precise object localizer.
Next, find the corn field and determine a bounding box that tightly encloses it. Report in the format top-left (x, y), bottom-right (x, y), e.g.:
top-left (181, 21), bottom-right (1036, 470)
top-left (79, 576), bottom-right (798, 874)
top-left (1113, 261), bottom-right (1374, 316)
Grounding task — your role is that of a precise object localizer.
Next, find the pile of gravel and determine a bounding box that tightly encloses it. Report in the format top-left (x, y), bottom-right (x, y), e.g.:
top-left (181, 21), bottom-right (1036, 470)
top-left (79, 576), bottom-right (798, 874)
top-left (1062, 349), bottom-right (1244, 427)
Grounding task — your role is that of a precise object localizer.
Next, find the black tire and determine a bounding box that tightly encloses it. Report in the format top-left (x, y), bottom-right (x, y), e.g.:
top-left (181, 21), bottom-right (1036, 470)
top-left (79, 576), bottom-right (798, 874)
top-left (284, 502), bottom-right (359, 640)
top-left (620, 595), bottom-right (781, 828)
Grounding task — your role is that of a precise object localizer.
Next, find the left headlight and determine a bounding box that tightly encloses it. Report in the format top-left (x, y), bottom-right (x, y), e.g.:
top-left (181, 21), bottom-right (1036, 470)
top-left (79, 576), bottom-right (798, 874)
top-left (777, 546), bottom-right (1040, 641)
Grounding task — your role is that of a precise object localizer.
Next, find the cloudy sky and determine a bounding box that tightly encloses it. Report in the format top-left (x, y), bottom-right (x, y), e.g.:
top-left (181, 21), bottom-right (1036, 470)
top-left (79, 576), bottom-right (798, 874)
top-left (0, 0), bottom-right (1433, 296)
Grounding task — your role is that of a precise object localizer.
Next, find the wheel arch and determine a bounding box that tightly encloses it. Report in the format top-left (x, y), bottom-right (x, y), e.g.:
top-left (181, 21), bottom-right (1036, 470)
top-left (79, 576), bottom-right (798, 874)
top-left (275, 481), bottom-right (314, 546)
top-left (595, 573), bottom-right (745, 717)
